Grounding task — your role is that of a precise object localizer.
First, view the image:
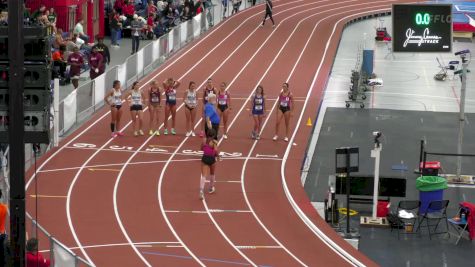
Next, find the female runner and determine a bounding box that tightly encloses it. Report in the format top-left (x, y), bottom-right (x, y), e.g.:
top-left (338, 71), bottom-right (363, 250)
top-left (249, 85), bottom-right (265, 140)
top-left (273, 82), bottom-right (294, 142)
top-left (104, 80), bottom-right (124, 137)
top-left (148, 81), bottom-right (162, 136)
top-left (200, 128), bottom-right (220, 200)
top-left (200, 78), bottom-right (217, 137)
top-left (163, 78), bottom-right (181, 135)
top-left (183, 81), bottom-right (198, 137)
top-left (123, 81), bottom-right (145, 136)
top-left (217, 82), bottom-right (231, 139)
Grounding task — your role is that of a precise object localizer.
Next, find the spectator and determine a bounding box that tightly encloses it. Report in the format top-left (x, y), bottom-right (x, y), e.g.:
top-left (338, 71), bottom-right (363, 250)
top-left (53, 29), bottom-right (68, 50)
top-left (47, 7), bottom-right (57, 27)
top-left (114, 0), bottom-right (125, 14)
top-left (23, 3), bottom-right (31, 23)
top-left (181, 5), bottom-right (192, 21)
top-left (232, 0), bottom-right (241, 14)
top-left (110, 10), bottom-right (122, 48)
top-left (203, 0), bottom-right (213, 27)
top-left (31, 5), bottom-right (46, 23)
top-left (52, 45), bottom-right (68, 78)
top-left (26, 238), bottom-right (50, 267)
top-left (221, 0), bottom-right (228, 19)
top-left (130, 14), bottom-right (144, 54)
top-left (0, 189), bottom-right (7, 267)
top-left (92, 36), bottom-right (111, 66)
top-left (147, 0), bottom-right (158, 16)
top-left (123, 0), bottom-right (136, 20)
top-left (67, 46), bottom-right (84, 89)
top-left (146, 13), bottom-right (157, 39)
top-left (74, 18), bottom-right (90, 43)
top-left (88, 46), bottom-right (105, 80)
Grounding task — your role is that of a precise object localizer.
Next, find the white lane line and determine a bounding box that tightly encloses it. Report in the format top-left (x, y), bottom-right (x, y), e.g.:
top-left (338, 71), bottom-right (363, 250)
top-left (39, 241), bottom-right (182, 253)
top-left (24, 2), bottom-right (276, 265)
top-left (281, 7), bottom-right (404, 267)
top-left (219, 1), bottom-right (381, 266)
top-left (113, 2), bottom-right (315, 265)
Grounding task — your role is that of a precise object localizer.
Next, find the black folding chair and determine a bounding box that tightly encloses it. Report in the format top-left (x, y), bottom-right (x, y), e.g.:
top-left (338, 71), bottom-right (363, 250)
top-left (390, 200), bottom-right (421, 239)
top-left (416, 200), bottom-right (449, 239)
top-left (448, 206), bottom-right (470, 245)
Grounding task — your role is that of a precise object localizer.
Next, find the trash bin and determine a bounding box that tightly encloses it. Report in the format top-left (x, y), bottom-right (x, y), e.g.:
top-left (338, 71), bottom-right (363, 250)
top-left (416, 176), bottom-right (448, 213)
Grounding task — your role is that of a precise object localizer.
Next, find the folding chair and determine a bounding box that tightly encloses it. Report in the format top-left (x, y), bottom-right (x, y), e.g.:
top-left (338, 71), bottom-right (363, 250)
top-left (448, 206), bottom-right (470, 245)
top-left (416, 200), bottom-right (449, 239)
top-left (390, 200), bottom-right (421, 239)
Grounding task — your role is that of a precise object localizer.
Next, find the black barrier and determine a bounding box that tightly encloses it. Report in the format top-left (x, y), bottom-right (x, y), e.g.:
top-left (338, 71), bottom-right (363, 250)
top-left (335, 176), bottom-right (406, 197)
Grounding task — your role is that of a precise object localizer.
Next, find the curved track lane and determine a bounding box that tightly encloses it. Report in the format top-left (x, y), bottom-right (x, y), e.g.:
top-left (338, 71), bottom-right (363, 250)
top-left (26, 0), bottom-right (415, 266)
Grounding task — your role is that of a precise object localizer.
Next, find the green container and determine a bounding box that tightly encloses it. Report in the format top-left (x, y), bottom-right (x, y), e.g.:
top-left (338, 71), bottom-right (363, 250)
top-left (416, 176), bottom-right (448, 192)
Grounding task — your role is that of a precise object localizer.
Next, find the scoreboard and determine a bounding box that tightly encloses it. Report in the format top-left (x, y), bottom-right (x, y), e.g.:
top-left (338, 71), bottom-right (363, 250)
top-left (392, 4), bottom-right (452, 52)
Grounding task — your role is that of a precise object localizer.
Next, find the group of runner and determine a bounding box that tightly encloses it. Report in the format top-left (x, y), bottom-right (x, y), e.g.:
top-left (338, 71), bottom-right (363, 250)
top-left (104, 78), bottom-right (294, 199)
top-left (104, 78), bottom-right (294, 141)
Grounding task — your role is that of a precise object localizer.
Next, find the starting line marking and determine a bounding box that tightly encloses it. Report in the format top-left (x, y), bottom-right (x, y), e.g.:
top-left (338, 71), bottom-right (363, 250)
top-left (88, 168), bottom-right (121, 172)
top-left (235, 245), bottom-right (282, 249)
top-left (165, 210), bottom-right (251, 213)
top-left (255, 154), bottom-right (279, 158)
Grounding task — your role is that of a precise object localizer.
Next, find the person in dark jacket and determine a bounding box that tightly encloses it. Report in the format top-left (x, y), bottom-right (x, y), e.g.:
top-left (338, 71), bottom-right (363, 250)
top-left (261, 0), bottom-right (275, 27)
top-left (89, 46), bottom-right (105, 80)
top-left (92, 36), bottom-right (111, 65)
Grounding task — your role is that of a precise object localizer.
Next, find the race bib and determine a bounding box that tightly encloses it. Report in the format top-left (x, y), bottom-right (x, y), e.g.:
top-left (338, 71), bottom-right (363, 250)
top-left (280, 101), bottom-right (288, 107)
top-left (218, 100), bottom-right (227, 105)
top-left (151, 96), bottom-right (159, 102)
top-left (255, 98), bottom-right (263, 104)
top-left (114, 97), bottom-right (122, 105)
top-left (255, 105), bottom-right (263, 110)
top-left (168, 95), bottom-right (176, 101)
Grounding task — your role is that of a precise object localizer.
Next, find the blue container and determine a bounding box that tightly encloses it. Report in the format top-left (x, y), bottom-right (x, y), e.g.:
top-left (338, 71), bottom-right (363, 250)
top-left (419, 189), bottom-right (444, 214)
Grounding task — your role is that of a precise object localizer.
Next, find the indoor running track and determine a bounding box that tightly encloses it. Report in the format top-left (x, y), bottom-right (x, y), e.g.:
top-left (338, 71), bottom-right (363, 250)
top-left (26, 0), bottom-right (412, 266)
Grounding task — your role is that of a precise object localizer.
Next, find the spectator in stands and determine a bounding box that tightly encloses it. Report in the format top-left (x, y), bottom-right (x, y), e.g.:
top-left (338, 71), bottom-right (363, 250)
top-left (110, 10), bottom-right (122, 48)
top-left (67, 46), bottom-right (84, 89)
top-left (92, 36), bottom-right (111, 66)
top-left (74, 18), bottom-right (90, 43)
top-left (89, 46), bottom-right (105, 80)
top-left (53, 29), bottom-right (68, 50)
top-left (47, 7), bottom-right (57, 26)
top-left (181, 5), bottom-right (192, 21)
top-left (147, 0), bottom-right (158, 16)
top-left (232, 0), bottom-right (241, 14)
top-left (114, 0), bottom-right (125, 14)
top-left (131, 14), bottom-right (144, 54)
top-left (31, 5), bottom-right (46, 23)
top-left (123, 0), bottom-right (136, 20)
top-left (52, 45), bottom-right (68, 78)
top-left (204, 0), bottom-right (213, 27)
top-left (0, 189), bottom-right (7, 267)
top-left (23, 3), bottom-right (31, 23)
top-left (26, 238), bottom-right (50, 267)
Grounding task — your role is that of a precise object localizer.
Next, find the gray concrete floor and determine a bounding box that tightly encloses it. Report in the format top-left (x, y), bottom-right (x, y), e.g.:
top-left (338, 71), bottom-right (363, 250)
top-left (303, 16), bottom-right (475, 266)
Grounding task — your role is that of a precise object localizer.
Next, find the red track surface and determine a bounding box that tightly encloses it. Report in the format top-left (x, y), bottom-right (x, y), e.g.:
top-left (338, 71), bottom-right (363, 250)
top-left (26, 0), bottom-right (412, 266)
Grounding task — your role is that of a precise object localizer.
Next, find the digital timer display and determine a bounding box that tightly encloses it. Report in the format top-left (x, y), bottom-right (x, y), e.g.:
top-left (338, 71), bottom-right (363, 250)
top-left (393, 4), bottom-right (452, 52)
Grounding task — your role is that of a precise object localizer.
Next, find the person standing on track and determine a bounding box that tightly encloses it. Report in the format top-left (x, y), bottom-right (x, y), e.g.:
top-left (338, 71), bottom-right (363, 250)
top-left (123, 81), bottom-right (146, 136)
top-left (273, 82), bottom-right (293, 142)
top-left (184, 81), bottom-right (198, 137)
top-left (250, 85), bottom-right (265, 140)
top-left (204, 93), bottom-right (220, 140)
top-left (148, 81), bottom-right (162, 136)
top-left (217, 82), bottom-right (231, 140)
top-left (261, 0), bottom-right (275, 28)
top-left (163, 78), bottom-right (181, 135)
top-left (200, 128), bottom-right (220, 200)
top-left (104, 80), bottom-right (125, 137)
top-left (200, 78), bottom-right (217, 137)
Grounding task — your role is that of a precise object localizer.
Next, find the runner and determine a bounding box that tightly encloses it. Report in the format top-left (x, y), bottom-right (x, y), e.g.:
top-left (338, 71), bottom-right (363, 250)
top-left (261, 0), bottom-right (275, 28)
top-left (273, 82), bottom-right (293, 142)
top-left (217, 82), bottom-right (231, 139)
top-left (148, 80), bottom-right (162, 136)
top-left (200, 78), bottom-right (217, 137)
top-left (123, 81), bottom-right (145, 136)
top-left (250, 85), bottom-right (266, 140)
top-left (163, 78), bottom-right (181, 135)
top-left (104, 80), bottom-right (124, 137)
top-left (183, 81), bottom-right (198, 137)
top-left (200, 128), bottom-right (220, 200)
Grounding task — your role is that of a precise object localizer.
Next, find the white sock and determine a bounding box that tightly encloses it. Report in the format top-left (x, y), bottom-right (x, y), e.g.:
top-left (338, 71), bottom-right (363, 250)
top-left (200, 175), bottom-right (206, 191)
top-left (209, 175), bottom-right (215, 188)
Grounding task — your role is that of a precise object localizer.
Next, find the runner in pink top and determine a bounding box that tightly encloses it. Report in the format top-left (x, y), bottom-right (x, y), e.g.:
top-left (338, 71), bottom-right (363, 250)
top-left (273, 82), bottom-right (294, 142)
top-left (200, 128), bottom-right (220, 200)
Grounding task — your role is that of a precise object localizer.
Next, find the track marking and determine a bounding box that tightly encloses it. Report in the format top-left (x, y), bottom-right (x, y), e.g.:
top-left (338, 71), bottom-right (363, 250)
top-left (39, 241), bottom-right (182, 253)
top-left (25, 1), bottom-right (298, 263)
top-left (29, 195), bottom-right (67, 198)
top-left (236, 246), bottom-right (282, 249)
top-left (165, 210), bottom-right (207, 214)
top-left (87, 168), bottom-right (121, 172)
top-left (142, 251), bottom-right (266, 267)
top-left (280, 7), bottom-right (406, 267)
top-left (255, 154), bottom-right (279, 158)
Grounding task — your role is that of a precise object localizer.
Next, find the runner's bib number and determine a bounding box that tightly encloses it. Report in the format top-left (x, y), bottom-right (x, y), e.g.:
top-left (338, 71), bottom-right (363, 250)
top-left (168, 95), bottom-right (176, 101)
top-left (280, 101), bottom-right (288, 107)
top-left (218, 100), bottom-right (227, 105)
top-left (151, 96), bottom-right (159, 103)
top-left (255, 105), bottom-right (263, 110)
